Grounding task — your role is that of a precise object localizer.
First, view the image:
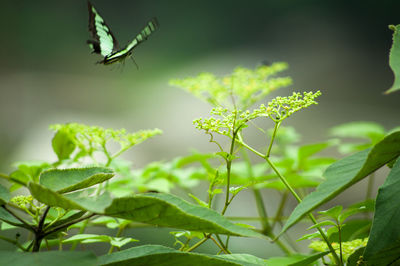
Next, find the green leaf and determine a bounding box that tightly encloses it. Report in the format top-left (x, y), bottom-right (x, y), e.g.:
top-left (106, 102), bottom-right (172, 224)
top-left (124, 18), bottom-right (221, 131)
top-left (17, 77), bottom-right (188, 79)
top-left (265, 252), bottom-right (329, 266)
top-left (297, 230), bottom-right (324, 241)
top-left (318, 205), bottom-right (342, 220)
top-left (280, 131), bottom-right (400, 236)
top-left (386, 25), bottom-right (400, 94)
top-left (307, 220), bottom-right (337, 230)
top-left (0, 184), bottom-right (10, 205)
top-left (364, 157), bottom-right (400, 261)
top-left (188, 193), bottom-right (208, 207)
top-left (289, 251), bottom-right (330, 266)
top-left (52, 129), bottom-right (76, 161)
top-left (362, 242), bottom-right (400, 265)
top-left (218, 254), bottom-right (267, 265)
top-left (29, 185), bottom-right (264, 238)
top-left (0, 251), bottom-right (97, 266)
top-left (99, 245), bottom-right (263, 266)
top-left (39, 167), bottom-right (114, 194)
top-left (29, 183), bottom-right (113, 213)
top-left (105, 193), bottom-right (265, 238)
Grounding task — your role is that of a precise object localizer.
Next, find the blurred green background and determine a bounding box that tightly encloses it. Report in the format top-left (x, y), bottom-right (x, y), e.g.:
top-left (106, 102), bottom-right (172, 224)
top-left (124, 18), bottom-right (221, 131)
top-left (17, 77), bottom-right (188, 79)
top-left (1, 0), bottom-right (400, 257)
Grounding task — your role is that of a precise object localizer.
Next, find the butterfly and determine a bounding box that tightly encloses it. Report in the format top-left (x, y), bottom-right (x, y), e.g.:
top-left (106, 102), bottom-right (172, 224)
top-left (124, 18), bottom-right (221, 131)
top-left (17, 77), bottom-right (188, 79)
top-left (87, 1), bottom-right (159, 66)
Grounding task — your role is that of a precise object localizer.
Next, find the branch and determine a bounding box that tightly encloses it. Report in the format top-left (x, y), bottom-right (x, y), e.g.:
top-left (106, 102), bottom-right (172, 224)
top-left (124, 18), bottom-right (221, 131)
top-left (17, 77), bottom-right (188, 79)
top-left (43, 213), bottom-right (96, 238)
top-left (1, 205), bottom-right (35, 232)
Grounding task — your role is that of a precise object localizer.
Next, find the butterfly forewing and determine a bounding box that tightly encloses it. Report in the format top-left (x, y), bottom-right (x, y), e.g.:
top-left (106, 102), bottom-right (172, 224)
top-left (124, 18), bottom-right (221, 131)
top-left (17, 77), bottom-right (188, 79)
top-left (105, 18), bottom-right (159, 63)
top-left (87, 1), bottom-right (159, 65)
top-left (87, 1), bottom-right (119, 57)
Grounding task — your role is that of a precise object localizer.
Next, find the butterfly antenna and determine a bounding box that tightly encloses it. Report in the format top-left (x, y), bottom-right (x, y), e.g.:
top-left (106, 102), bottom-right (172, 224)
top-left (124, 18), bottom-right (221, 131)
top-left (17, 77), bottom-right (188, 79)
top-left (130, 56), bottom-right (139, 70)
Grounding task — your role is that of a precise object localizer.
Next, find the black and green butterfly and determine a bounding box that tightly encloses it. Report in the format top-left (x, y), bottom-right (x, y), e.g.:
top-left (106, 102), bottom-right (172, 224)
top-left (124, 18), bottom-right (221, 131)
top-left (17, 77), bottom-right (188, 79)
top-left (87, 1), bottom-right (159, 65)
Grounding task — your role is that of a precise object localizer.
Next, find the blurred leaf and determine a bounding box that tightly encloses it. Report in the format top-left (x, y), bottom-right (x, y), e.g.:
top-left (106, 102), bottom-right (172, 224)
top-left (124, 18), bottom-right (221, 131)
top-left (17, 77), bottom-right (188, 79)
top-left (386, 24), bottom-right (400, 94)
top-left (347, 247), bottom-right (365, 266)
top-left (52, 130), bottom-right (76, 161)
top-left (326, 226), bottom-right (339, 238)
top-left (280, 131), bottom-right (400, 236)
top-left (0, 251), bottom-right (97, 266)
top-left (298, 141), bottom-right (334, 162)
top-left (0, 207), bottom-right (32, 229)
top-left (330, 122), bottom-right (385, 142)
top-left (297, 231), bottom-right (323, 241)
top-left (63, 234), bottom-right (137, 248)
top-left (265, 252), bottom-right (329, 266)
top-left (329, 219), bottom-right (371, 242)
top-left (99, 244), bottom-right (264, 266)
top-left (9, 161), bottom-right (50, 190)
top-left (364, 157), bottom-right (400, 261)
top-left (338, 200), bottom-right (375, 224)
top-left (40, 167), bottom-right (114, 194)
top-left (0, 184), bottom-right (10, 205)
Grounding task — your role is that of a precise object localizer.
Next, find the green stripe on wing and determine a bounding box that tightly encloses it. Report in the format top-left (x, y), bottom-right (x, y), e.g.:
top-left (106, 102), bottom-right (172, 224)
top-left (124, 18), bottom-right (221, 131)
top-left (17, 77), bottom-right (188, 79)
top-left (103, 18), bottom-right (159, 64)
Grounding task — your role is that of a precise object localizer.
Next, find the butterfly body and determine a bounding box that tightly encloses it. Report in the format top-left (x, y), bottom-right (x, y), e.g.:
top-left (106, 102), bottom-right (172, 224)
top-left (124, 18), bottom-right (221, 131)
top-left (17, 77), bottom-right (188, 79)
top-left (87, 1), bottom-right (158, 65)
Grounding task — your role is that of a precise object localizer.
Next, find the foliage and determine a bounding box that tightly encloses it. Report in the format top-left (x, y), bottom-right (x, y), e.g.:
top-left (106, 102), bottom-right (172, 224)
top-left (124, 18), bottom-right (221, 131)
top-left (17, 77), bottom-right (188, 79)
top-left (0, 24), bottom-right (400, 266)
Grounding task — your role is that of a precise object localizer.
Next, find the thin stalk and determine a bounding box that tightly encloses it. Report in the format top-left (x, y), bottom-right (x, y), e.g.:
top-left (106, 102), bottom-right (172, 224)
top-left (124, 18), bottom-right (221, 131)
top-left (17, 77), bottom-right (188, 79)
top-left (44, 213), bottom-right (96, 238)
top-left (70, 220), bottom-right (88, 250)
top-left (271, 191), bottom-right (288, 230)
top-left (186, 236), bottom-right (210, 252)
top-left (366, 173), bottom-right (375, 200)
top-left (266, 122), bottom-right (281, 157)
top-left (240, 148), bottom-right (272, 235)
top-left (212, 235), bottom-right (231, 254)
top-left (108, 225), bottom-right (126, 254)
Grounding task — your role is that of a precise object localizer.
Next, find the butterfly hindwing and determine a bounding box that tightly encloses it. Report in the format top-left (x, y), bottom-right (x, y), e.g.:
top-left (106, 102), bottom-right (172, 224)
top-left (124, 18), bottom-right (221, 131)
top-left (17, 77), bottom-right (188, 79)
top-left (87, 1), bottom-right (119, 57)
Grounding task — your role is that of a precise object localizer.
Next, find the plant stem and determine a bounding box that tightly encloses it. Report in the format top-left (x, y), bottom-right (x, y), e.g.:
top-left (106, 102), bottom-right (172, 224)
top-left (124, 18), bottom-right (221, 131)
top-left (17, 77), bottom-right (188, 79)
top-left (221, 130), bottom-right (238, 215)
top-left (264, 157), bottom-right (341, 265)
top-left (1, 205), bottom-right (34, 232)
top-left (338, 224), bottom-right (343, 265)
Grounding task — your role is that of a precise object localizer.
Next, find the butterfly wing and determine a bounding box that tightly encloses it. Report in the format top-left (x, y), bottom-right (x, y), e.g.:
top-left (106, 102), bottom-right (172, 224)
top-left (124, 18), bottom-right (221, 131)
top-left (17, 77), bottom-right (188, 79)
top-left (104, 18), bottom-right (159, 63)
top-left (87, 1), bottom-right (119, 57)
